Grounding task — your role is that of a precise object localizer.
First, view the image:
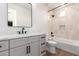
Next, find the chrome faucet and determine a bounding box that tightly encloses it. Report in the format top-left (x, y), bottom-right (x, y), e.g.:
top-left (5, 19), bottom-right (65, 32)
top-left (22, 27), bottom-right (24, 34)
top-left (17, 27), bottom-right (27, 34)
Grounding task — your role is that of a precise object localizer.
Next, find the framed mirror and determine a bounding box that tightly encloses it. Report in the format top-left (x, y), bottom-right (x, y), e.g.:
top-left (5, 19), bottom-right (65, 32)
top-left (8, 3), bottom-right (32, 27)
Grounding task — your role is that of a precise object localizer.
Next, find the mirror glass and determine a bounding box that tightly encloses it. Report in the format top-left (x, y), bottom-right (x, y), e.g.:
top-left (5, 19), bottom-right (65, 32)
top-left (8, 3), bottom-right (32, 27)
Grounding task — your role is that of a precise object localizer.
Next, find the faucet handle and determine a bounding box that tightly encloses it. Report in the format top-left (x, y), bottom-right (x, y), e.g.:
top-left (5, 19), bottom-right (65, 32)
top-left (25, 31), bottom-right (27, 34)
top-left (51, 32), bottom-right (54, 37)
top-left (17, 31), bottom-right (21, 34)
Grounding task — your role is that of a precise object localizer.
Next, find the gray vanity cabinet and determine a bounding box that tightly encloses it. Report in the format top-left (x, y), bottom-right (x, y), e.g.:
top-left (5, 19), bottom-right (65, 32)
top-left (28, 41), bottom-right (40, 56)
top-left (10, 40), bottom-right (40, 56)
top-left (0, 40), bottom-right (9, 56)
top-left (9, 36), bottom-right (41, 56)
top-left (27, 35), bottom-right (41, 56)
top-left (10, 37), bottom-right (29, 56)
top-left (9, 35), bottom-right (46, 56)
top-left (40, 35), bottom-right (46, 56)
top-left (28, 35), bottom-right (46, 56)
top-left (0, 34), bottom-right (46, 56)
top-left (9, 35), bottom-right (45, 56)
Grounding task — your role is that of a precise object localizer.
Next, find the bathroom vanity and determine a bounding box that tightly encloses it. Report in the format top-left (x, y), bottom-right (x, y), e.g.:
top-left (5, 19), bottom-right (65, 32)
top-left (0, 34), bottom-right (46, 56)
top-left (1, 3), bottom-right (46, 56)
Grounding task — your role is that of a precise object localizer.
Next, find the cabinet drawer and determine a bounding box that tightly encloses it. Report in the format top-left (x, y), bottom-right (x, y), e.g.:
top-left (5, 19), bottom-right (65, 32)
top-left (40, 50), bottom-right (46, 56)
top-left (0, 41), bottom-right (9, 51)
top-left (40, 46), bottom-right (46, 55)
top-left (40, 39), bottom-right (46, 44)
top-left (40, 45), bottom-right (46, 51)
top-left (40, 35), bottom-right (46, 40)
top-left (41, 42), bottom-right (46, 47)
top-left (0, 50), bottom-right (9, 56)
top-left (10, 37), bottom-right (28, 48)
top-left (40, 35), bottom-right (46, 42)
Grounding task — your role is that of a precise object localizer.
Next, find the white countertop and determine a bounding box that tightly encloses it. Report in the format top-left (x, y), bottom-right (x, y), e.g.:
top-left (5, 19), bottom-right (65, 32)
top-left (0, 33), bottom-right (45, 41)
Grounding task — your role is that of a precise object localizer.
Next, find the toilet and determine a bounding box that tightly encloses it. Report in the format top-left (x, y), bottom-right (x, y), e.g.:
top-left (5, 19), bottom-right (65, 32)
top-left (46, 37), bottom-right (57, 54)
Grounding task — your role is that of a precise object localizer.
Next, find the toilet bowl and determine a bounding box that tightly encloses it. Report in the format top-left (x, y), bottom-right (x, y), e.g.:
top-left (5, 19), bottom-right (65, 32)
top-left (47, 39), bottom-right (57, 54)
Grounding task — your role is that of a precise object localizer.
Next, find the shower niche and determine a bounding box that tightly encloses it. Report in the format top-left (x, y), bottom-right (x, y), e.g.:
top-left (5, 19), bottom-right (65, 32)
top-left (59, 24), bottom-right (66, 30)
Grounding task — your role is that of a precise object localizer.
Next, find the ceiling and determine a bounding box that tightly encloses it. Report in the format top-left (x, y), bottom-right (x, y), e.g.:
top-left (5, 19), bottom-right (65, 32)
top-left (34, 3), bottom-right (67, 12)
top-left (44, 3), bottom-right (62, 9)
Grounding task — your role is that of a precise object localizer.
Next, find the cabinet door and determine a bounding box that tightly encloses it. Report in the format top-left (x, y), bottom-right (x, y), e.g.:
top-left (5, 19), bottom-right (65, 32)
top-left (10, 37), bottom-right (28, 48)
top-left (10, 45), bottom-right (29, 56)
top-left (28, 35), bottom-right (40, 43)
top-left (29, 41), bottom-right (40, 56)
top-left (0, 51), bottom-right (9, 56)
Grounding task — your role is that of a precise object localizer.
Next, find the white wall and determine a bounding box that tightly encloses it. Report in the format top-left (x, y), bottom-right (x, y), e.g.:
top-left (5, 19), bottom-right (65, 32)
top-left (0, 3), bottom-right (48, 36)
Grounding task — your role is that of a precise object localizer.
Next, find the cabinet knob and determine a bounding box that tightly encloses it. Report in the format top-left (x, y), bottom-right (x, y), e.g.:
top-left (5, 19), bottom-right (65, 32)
top-left (26, 46), bottom-right (28, 54)
top-left (0, 45), bottom-right (2, 48)
top-left (26, 46), bottom-right (31, 54)
top-left (28, 46), bottom-right (30, 53)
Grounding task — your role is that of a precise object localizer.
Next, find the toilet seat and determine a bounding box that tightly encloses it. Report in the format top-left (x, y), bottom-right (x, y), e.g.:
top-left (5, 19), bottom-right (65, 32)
top-left (47, 41), bottom-right (57, 46)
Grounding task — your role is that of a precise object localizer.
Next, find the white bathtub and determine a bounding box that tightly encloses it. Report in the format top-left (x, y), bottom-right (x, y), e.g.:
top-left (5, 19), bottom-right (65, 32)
top-left (50, 37), bottom-right (79, 55)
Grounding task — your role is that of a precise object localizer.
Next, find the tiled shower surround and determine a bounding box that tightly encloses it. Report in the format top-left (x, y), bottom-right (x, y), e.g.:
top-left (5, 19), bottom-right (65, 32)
top-left (48, 3), bottom-right (79, 40)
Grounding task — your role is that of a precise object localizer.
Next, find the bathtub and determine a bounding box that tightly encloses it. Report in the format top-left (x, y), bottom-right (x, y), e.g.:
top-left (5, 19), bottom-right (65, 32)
top-left (49, 37), bottom-right (79, 55)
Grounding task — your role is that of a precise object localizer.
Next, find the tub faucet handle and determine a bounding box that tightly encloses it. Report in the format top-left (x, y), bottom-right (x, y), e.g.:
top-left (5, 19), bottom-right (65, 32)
top-left (51, 32), bottom-right (54, 37)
